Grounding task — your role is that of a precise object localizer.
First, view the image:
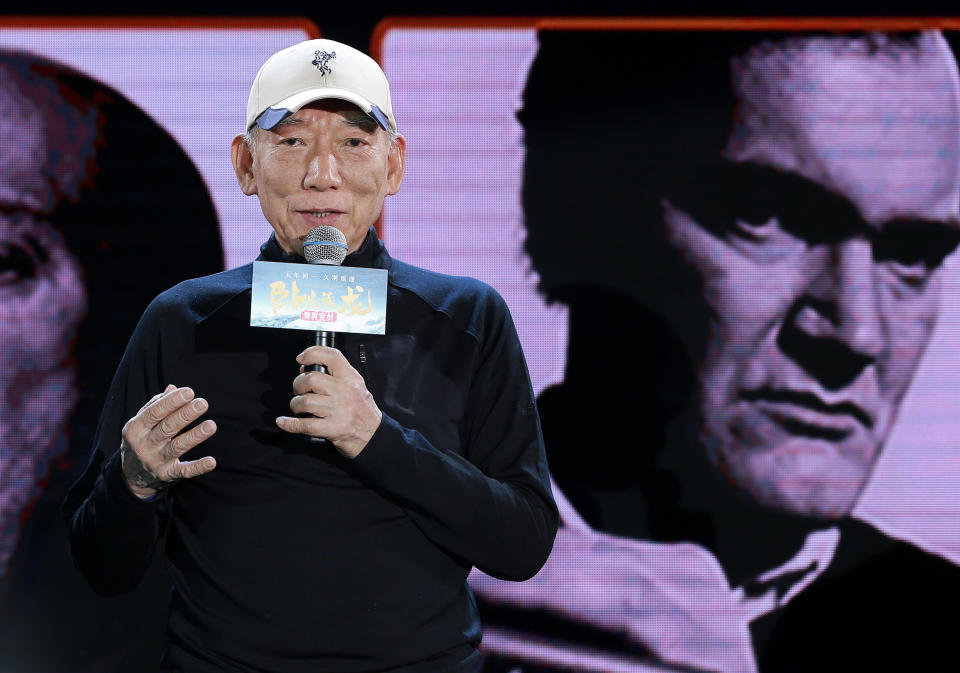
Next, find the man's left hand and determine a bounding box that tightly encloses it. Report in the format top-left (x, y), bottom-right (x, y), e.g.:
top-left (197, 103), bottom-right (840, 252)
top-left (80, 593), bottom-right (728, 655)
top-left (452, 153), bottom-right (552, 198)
top-left (276, 345), bottom-right (382, 458)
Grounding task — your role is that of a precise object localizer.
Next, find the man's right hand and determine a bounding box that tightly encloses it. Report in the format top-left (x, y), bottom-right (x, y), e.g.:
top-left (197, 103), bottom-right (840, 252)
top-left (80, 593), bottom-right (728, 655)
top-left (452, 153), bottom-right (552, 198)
top-left (120, 384), bottom-right (218, 499)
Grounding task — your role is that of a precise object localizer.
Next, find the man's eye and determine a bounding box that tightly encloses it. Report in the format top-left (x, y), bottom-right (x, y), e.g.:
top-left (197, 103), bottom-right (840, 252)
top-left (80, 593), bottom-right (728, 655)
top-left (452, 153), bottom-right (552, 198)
top-left (0, 242), bottom-right (37, 285)
top-left (878, 252), bottom-right (936, 289)
top-left (731, 216), bottom-right (779, 241)
top-left (279, 137), bottom-right (302, 146)
top-left (345, 137), bottom-right (367, 148)
top-left (886, 261), bottom-right (929, 288)
top-left (873, 225), bottom-right (960, 288)
top-left (0, 227), bottom-right (48, 287)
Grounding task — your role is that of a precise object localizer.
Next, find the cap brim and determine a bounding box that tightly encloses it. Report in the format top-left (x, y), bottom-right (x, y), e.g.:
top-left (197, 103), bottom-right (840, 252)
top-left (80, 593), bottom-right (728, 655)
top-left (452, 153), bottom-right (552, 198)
top-left (254, 88), bottom-right (391, 132)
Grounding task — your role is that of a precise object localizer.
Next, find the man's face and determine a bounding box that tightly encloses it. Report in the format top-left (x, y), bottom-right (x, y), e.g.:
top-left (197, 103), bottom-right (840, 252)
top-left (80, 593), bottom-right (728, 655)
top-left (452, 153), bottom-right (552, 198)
top-left (662, 35), bottom-right (960, 518)
top-left (232, 99), bottom-right (405, 254)
top-left (0, 74), bottom-right (86, 574)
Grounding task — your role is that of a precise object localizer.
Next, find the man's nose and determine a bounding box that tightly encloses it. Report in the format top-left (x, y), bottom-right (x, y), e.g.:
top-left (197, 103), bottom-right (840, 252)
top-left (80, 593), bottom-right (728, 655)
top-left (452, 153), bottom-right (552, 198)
top-left (795, 238), bottom-right (885, 362)
top-left (303, 149), bottom-right (342, 190)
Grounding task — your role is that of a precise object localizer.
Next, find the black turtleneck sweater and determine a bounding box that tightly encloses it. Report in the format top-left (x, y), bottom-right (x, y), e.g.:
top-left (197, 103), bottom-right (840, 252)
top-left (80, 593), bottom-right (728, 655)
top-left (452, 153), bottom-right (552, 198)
top-left (63, 228), bottom-right (558, 673)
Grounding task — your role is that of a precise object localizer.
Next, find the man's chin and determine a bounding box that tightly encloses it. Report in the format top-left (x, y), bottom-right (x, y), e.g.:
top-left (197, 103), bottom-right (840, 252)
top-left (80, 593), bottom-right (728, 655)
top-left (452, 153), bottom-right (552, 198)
top-left (714, 441), bottom-right (874, 519)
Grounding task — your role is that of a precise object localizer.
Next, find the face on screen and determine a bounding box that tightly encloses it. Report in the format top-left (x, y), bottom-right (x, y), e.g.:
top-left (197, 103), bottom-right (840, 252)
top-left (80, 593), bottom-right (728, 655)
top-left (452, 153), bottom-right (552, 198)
top-left (0, 72), bottom-right (86, 573)
top-left (233, 100), bottom-right (405, 255)
top-left (661, 34), bottom-right (960, 518)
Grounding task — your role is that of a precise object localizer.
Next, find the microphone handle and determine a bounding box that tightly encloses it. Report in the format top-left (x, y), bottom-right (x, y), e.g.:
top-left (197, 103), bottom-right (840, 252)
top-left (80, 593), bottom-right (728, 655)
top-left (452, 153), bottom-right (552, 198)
top-left (305, 330), bottom-right (335, 445)
top-left (308, 330), bottom-right (336, 373)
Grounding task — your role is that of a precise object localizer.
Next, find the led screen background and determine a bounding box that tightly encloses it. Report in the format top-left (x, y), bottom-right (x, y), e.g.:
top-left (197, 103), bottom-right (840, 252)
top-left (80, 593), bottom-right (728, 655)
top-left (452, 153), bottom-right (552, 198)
top-left (376, 19), bottom-right (960, 566)
top-left (1, 14), bottom-right (960, 673)
top-left (378, 19), bottom-right (960, 668)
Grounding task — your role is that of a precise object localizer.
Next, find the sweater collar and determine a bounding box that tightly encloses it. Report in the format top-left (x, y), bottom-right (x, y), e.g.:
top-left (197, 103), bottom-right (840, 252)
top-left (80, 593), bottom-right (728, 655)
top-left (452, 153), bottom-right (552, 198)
top-left (257, 226), bottom-right (391, 271)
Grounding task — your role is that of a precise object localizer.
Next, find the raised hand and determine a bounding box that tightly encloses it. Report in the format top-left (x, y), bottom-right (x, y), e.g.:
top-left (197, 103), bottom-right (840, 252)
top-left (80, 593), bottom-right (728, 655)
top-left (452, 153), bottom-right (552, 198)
top-left (120, 385), bottom-right (218, 499)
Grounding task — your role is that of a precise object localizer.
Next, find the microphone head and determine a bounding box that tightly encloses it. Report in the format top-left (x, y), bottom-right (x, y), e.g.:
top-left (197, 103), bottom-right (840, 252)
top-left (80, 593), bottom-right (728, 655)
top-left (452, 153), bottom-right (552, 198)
top-left (303, 226), bottom-right (348, 266)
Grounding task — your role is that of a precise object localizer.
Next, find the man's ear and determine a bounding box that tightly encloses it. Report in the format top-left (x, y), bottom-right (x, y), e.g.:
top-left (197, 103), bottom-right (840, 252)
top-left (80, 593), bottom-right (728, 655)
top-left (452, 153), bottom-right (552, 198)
top-left (385, 134), bottom-right (407, 197)
top-left (231, 134), bottom-right (258, 196)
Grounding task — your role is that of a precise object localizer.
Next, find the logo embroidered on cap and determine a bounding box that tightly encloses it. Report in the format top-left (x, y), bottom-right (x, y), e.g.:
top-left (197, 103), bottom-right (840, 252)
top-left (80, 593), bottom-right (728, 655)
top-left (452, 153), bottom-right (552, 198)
top-left (311, 50), bottom-right (336, 75)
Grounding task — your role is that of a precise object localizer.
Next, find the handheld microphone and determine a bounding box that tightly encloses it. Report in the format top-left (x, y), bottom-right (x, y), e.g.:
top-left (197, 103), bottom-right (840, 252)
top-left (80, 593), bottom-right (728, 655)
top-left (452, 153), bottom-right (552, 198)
top-left (302, 225), bottom-right (349, 444)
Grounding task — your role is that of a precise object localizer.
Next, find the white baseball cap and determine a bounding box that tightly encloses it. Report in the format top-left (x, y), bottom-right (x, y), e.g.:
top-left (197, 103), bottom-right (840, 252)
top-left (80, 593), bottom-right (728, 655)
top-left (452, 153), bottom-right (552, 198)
top-left (245, 38), bottom-right (397, 133)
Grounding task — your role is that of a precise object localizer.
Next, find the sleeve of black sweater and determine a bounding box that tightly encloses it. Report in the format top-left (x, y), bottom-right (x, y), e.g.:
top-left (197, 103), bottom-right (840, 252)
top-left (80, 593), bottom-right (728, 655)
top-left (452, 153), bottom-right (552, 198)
top-left (350, 291), bottom-right (559, 582)
top-left (61, 297), bottom-right (172, 596)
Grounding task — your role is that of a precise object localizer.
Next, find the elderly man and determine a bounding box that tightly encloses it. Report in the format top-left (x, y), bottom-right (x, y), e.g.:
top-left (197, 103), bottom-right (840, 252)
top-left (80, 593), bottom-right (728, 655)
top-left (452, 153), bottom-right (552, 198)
top-left (65, 38), bottom-right (557, 673)
top-left (473, 28), bottom-right (960, 673)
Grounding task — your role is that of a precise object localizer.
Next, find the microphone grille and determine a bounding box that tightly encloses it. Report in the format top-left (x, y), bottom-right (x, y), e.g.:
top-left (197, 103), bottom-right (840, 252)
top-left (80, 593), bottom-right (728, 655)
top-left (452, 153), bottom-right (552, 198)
top-left (303, 226), bottom-right (348, 266)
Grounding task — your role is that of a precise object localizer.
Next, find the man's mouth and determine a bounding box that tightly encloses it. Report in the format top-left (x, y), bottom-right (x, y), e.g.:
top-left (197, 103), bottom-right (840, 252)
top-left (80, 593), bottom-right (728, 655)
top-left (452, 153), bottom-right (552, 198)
top-left (298, 209), bottom-right (343, 221)
top-left (741, 387), bottom-right (873, 441)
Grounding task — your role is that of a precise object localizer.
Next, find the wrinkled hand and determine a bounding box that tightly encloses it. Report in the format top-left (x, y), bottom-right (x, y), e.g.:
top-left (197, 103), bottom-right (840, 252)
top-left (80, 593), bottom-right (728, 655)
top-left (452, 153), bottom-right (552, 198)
top-left (120, 385), bottom-right (218, 499)
top-left (276, 346), bottom-right (382, 459)
top-left (470, 502), bottom-right (758, 673)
